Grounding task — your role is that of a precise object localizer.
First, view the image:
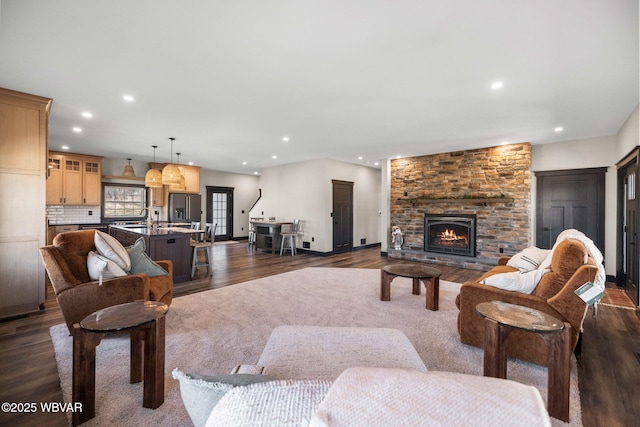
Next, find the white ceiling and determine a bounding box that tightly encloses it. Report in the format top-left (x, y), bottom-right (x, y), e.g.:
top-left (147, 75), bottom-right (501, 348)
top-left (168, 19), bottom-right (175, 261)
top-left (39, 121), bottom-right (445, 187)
top-left (1, 0), bottom-right (638, 175)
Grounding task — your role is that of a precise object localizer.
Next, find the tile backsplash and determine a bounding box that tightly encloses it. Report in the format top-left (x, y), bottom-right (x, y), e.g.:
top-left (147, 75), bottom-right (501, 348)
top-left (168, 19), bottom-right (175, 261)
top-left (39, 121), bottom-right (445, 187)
top-left (47, 205), bottom-right (102, 225)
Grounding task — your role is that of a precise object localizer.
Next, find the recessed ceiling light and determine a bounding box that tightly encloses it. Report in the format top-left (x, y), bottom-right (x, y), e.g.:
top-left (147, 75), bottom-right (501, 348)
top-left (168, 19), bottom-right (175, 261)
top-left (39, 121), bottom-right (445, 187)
top-left (123, 95), bottom-right (134, 102)
top-left (81, 112), bottom-right (92, 118)
top-left (374, 162), bottom-right (379, 166)
top-left (254, 171), bottom-right (259, 175)
top-left (282, 136), bottom-right (289, 142)
top-left (491, 81), bottom-right (504, 90)
top-left (72, 127), bottom-right (82, 133)
top-left (242, 161), bottom-right (247, 165)
top-left (358, 156), bottom-right (363, 160)
top-left (501, 141), bottom-right (508, 145)
top-left (272, 155), bottom-right (277, 159)
top-left (188, 161), bottom-right (194, 166)
top-left (554, 127), bottom-right (564, 132)
top-left (61, 145), bottom-right (69, 150)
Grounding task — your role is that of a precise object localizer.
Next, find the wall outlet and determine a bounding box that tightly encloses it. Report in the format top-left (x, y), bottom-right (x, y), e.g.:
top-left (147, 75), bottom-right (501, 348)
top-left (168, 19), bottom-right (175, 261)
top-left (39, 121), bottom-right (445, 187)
top-left (499, 247), bottom-right (504, 253)
top-left (88, 210), bottom-right (93, 215)
top-left (312, 237), bottom-right (315, 242)
top-left (360, 238), bottom-right (366, 245)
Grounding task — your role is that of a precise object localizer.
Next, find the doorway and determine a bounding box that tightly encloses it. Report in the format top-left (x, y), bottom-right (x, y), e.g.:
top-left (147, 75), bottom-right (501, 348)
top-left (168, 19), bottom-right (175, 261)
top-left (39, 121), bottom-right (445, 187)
top-left (535, 168), bottom-right (605, 251)
top-left (617, 151), bottom-right (639, 305)
top-left (206, 186), bottom-right (233, 241)
top-left (332, 180), bottom-right (353, 254)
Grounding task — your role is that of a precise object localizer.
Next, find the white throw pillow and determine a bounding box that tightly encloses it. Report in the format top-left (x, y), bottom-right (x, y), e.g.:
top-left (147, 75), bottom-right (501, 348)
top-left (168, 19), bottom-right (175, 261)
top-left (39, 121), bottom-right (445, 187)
top-left (506, 246), bottom-right (550, 272)
top-left (87, 251), bottom-right (127, 283)
top-left (481, 268), bottom-right (549, 294)
top-left (94, 230), bottom-right (131, 272)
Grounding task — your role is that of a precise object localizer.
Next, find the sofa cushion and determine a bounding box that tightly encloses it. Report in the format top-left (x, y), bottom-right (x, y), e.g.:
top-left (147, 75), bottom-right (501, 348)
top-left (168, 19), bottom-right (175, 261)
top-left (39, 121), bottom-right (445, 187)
top-left (506, 246), bottom-right (550, 272)
top-left (127, 238), bottom-right (168, 277)
top-left (86, 251), bottom-right (127, 283)
top-left (172, 369), bottom-right (276, 427)
top-left (95, 230), bottom-right (131, 272)
top-left (481, 268), bottom-right (549, 294)
top-left (310, 367), bottom-right (551, 427)
top-left (205, 379), bottom-right (331, 427)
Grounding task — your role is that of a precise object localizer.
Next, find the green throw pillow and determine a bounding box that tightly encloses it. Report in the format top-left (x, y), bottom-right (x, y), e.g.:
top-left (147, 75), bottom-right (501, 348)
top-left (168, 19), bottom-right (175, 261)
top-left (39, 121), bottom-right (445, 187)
top-left (172, 369), bottom-right (276, 427)
top-left (126, 238), bottom-right (168, 277)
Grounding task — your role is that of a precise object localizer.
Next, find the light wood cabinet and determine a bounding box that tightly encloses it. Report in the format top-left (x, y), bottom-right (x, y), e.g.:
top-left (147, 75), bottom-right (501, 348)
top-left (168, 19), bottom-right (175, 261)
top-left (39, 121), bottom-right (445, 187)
top-left (173, 165), bottom-right (200, 193)
top-left (47, 152), bottom-right (102, 205)
top-left (0, 87), bottom-right (51, 319)
top-left (149, 185), bottom-right (165, 206)
top-left (149, 162), bottom-right (201, 194)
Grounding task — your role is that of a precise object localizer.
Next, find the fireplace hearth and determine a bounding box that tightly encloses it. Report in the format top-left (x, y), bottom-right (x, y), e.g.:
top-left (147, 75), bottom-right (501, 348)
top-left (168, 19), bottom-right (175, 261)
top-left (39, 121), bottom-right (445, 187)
top-left (424, 214), bottom-right (476, 257)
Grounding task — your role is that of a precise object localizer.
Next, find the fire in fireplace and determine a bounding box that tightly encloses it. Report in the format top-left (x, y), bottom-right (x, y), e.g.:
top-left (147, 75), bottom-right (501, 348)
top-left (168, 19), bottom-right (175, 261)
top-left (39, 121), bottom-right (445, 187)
top-left (424, 214), bottom-right (476, 257)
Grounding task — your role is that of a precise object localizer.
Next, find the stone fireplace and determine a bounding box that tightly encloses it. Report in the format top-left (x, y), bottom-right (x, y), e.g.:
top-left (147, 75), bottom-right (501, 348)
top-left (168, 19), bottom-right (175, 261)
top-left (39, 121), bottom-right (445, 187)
top-left (389, 143), bottom-right (531, 270)
top-left (424, 213), bottom-right (476, 257)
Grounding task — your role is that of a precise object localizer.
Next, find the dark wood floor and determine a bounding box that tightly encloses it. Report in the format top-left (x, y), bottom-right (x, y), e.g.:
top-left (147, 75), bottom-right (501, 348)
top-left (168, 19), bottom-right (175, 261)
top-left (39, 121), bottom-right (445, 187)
top-left (0, 243), bottom-right (638, 426)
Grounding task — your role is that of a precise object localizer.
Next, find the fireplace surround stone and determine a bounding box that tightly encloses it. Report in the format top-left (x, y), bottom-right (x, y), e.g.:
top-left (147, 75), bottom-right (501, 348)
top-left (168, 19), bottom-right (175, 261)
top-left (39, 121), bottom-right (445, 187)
top-left (389, 143), bottom-right (531, 270)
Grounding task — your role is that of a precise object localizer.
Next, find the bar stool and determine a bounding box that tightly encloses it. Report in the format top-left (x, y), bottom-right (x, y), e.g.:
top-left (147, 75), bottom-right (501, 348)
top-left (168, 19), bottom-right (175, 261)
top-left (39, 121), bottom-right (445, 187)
top-left (248, 217), bottom-right (263, 250)
top-left (280, 219), bottom-right (299, 256)
top-left (191, 224), bottom-right (215, 279)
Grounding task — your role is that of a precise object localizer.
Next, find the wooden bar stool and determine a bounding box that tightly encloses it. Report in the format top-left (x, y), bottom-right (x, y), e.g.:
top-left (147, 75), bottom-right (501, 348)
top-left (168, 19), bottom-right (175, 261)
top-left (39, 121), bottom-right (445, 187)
top-left (280, 219), bottom-right (299, 256)
top-left (191, 224), bottom-right (215, 279)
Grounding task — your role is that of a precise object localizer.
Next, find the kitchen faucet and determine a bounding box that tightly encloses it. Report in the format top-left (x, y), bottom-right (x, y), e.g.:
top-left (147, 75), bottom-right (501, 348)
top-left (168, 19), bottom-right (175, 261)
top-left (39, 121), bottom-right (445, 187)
top-left (140, 207), bottom-right (155, 228)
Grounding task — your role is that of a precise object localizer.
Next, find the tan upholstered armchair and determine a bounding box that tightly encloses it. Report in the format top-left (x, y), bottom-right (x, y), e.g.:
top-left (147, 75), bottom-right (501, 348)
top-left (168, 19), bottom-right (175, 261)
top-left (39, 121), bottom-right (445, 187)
top-left (40, 229), bottom-right (173, 334)
top-left (455, 239), bottom-right (598, 366)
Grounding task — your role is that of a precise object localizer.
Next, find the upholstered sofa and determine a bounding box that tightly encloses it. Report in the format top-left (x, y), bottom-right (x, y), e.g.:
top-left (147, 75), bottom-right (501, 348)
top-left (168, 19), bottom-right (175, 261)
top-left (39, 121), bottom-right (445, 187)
top-left (40, 229), bottom-right (173, 333)
top-left (174, 326), bottom-right (552, 427)
top-left (455, 238), bottom-right (599, 366)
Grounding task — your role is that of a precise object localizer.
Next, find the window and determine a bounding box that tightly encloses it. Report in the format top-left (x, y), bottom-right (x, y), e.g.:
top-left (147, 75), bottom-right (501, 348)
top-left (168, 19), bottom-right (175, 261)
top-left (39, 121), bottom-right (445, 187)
top-left (102, 184), bottom-right (147, 220)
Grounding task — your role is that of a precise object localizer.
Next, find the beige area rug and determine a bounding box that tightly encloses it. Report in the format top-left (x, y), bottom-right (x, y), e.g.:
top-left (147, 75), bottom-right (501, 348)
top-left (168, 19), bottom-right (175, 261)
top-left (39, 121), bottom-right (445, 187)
top-left (599, 288), bottom-right (636, 310)
top-left (50, 268), bottom-right (581, 426)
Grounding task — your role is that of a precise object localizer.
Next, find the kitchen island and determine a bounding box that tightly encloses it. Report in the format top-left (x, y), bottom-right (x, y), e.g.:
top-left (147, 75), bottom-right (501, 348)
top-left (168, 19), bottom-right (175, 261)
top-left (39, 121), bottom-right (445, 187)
top-left (109, 225), bottom-right (194, 282)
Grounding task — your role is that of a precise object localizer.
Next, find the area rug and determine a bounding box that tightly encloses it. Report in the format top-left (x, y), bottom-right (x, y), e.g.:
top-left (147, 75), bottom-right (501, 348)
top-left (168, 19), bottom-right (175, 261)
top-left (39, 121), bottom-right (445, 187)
top-left (599, 288), bottom-right (636, 309)
top-left (50, 267), bottom-right (581, 426)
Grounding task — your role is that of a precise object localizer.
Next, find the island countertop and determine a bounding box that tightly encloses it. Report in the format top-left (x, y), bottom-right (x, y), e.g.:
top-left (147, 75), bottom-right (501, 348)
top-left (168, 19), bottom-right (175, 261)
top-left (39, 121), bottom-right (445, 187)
top-left (108, 225), bottom-right (193, 282)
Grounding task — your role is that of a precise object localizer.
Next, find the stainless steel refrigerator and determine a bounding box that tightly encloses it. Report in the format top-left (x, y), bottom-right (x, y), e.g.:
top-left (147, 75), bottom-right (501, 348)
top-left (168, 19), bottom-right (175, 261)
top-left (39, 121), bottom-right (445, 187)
top-left (168, 193), bottom-right (202, 224)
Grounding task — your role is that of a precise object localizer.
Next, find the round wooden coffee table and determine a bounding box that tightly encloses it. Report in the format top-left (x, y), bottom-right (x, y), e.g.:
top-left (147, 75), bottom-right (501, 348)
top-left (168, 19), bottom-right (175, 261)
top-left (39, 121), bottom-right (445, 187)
top-left (72, 300), bottom-right (169, 426)
top-left (380, 263), bottom-right (442, 311)
top-left (476, 301), bottom-right (572, 422)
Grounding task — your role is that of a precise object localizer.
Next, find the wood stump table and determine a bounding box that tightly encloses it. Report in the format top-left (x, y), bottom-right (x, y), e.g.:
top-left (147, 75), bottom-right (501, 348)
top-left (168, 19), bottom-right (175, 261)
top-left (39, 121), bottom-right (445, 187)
top-left (476, 300), bottom-right (572, 422)
top-left (380, 264), bottom-right (442, 311)
top-left (72, 301), bottom-right (168, 426)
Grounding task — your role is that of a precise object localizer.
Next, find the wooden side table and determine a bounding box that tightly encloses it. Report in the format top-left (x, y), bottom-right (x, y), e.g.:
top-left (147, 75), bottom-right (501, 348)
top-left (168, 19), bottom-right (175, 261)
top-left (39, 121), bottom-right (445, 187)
top-left (476, 301), bottom-right (572, 422)
top-left (380, 264), bottom-right (442, 310)
top-left (72, 301), bottom-right (168, 426)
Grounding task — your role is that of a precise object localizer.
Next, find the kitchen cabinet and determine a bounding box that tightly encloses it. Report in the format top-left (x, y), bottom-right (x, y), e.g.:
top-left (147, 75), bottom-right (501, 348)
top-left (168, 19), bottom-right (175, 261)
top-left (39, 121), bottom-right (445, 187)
top-left (149, 185), bottom-right (165, 207)
top-left (0, 87), bottom-right (52, 319)
top-left (109, 225), bottom-right (191, 282)
top-left (148, 162), bottom-right (200, 194)
top-left (47, 152), bottom-right (102, 205)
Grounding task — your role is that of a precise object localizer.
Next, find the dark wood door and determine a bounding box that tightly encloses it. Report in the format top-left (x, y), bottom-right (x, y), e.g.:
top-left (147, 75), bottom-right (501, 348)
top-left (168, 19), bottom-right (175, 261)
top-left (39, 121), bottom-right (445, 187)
top-left (332, 180), bottom-right (353, 254)
top-left (621, 161), bottom-right (639, 305)
top-left (206, 186), bottom-right (233, 241)
top-left (535, 168), bottom-right (605, 251)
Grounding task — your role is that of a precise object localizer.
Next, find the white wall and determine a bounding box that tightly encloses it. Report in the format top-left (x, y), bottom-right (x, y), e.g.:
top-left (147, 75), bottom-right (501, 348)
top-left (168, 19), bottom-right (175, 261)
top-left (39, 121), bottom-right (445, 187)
top-left (254, 158), bottom-right (382, 253)
top-left (617, 104), bottom-right (639, 158)
top-left (531, 136), bottom-right (618, 274)
top-left (198, 169), bottom-right (260, 237)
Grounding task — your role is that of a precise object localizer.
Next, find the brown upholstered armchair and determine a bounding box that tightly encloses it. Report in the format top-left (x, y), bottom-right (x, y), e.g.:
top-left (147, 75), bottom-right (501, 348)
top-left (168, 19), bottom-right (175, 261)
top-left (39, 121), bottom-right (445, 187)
top-left (40, 229), bottom-right (173, 334)
top-left (455, 239), bottom-right (598, 366)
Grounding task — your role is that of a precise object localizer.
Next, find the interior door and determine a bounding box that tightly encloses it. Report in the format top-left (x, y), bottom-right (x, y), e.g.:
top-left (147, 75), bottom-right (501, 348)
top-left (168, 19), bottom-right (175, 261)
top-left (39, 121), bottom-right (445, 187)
top-left (535, 168), bottom-right (605, 251)
top-left (622, 162), bottom-right (639, 305)
top-left (206, 186), bottom-right (233, 241)
top-left (332, 180), bottom-right (353, 253)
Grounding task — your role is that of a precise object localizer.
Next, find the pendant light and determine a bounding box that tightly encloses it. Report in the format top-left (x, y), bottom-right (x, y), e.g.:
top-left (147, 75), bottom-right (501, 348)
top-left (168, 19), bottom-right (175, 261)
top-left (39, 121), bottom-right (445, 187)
top-left (123, 158), bottom-right (136, 177)
top-left (162, 137), bottom-right (181, 185)
top-left (170, 152), bottom-right (186, 191)
top-left (145, 145), bottom-right (163, 188)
